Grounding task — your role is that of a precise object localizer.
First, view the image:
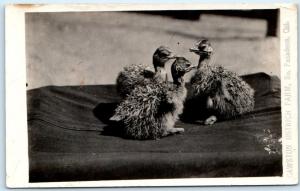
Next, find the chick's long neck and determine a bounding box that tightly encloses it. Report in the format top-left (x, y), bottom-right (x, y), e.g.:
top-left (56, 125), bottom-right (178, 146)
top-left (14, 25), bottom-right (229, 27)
top-left (173, 76), bottom-right (184, 86)
top-left (198, 55), bottom-right (211, 69)
top-left (154, 66), bottom-right (168, 81)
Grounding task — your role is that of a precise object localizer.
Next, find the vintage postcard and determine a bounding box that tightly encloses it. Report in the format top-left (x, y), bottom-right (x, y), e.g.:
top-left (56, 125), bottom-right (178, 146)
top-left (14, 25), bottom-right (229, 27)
top-left (5, 3), bottom-right (298, 187)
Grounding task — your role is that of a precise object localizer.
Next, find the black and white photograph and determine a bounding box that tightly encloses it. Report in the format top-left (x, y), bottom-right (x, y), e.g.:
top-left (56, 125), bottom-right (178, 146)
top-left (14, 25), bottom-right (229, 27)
top-left (5, 4), bottom-right (298, 187)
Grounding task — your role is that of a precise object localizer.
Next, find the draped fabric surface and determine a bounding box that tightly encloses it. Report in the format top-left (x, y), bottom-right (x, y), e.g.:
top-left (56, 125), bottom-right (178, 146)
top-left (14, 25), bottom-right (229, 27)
top-left (27, 72), bottom-right (282, 182)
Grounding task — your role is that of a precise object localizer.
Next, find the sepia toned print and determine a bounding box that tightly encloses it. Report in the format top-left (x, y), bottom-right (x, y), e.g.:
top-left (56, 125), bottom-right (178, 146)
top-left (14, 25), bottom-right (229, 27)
top-left (5, 4), bottom-right (298, 187)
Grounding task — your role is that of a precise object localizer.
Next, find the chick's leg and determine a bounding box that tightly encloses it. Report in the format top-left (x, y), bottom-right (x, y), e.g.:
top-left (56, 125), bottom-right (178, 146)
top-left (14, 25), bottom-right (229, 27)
top-left (166, 127), bottom-right (184, 135)
top-left (203, 96), bottom-right (217, 125)
top-left (204, 115), bottom-right (217, 125)
top-left (162, 113), bottom-right (184, 136)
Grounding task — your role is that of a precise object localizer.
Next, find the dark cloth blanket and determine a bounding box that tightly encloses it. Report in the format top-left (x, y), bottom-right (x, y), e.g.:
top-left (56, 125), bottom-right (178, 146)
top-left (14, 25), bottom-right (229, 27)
top-left (27, 72), bottom-right (282, 182)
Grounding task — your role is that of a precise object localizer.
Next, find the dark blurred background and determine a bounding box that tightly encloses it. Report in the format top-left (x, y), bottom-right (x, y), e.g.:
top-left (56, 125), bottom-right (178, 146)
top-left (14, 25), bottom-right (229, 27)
top-left (136, 9), bottom-right (279, 36)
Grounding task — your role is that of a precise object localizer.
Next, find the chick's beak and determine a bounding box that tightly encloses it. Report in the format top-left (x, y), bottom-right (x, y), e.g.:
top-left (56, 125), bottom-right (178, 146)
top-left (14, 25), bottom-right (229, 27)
top-left (189, 45), bottom-right (213, 55)
top-left (189, 47), bottom-right (200, 53)
top-left (167, 53), bottom-right (176, 59)
top-left (204, 46), bottom-right (213, 53)
top-left (185, 63), bottom-right (197, 73)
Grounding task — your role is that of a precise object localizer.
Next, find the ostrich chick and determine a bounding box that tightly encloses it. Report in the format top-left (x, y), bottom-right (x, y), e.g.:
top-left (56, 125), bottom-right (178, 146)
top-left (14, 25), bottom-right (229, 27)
top-left (189, 39), bottom-right (255, 125)
top-left (110, 57), bottom-right (194, 140)
top-left (116, 46), bottom-right (175, 98)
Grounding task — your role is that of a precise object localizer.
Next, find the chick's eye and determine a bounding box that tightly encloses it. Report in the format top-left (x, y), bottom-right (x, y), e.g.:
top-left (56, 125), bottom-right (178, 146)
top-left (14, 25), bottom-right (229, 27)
top-left (160, 51), bottom-right (169, 56)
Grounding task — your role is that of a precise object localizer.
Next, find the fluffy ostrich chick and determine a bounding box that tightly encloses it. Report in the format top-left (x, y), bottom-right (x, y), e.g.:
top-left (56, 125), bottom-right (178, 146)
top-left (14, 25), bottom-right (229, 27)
top-left (111, 57), bottom-right (194, 140)
top-left (116, 46), bottom-right (175, 98)
top-left (189, 39), bottom-right (255, 125)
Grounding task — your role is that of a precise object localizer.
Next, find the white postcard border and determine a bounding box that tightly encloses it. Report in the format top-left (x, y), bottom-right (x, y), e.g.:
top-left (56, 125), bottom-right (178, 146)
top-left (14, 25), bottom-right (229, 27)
top-left (5, 3), bottom-right (298, 188)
